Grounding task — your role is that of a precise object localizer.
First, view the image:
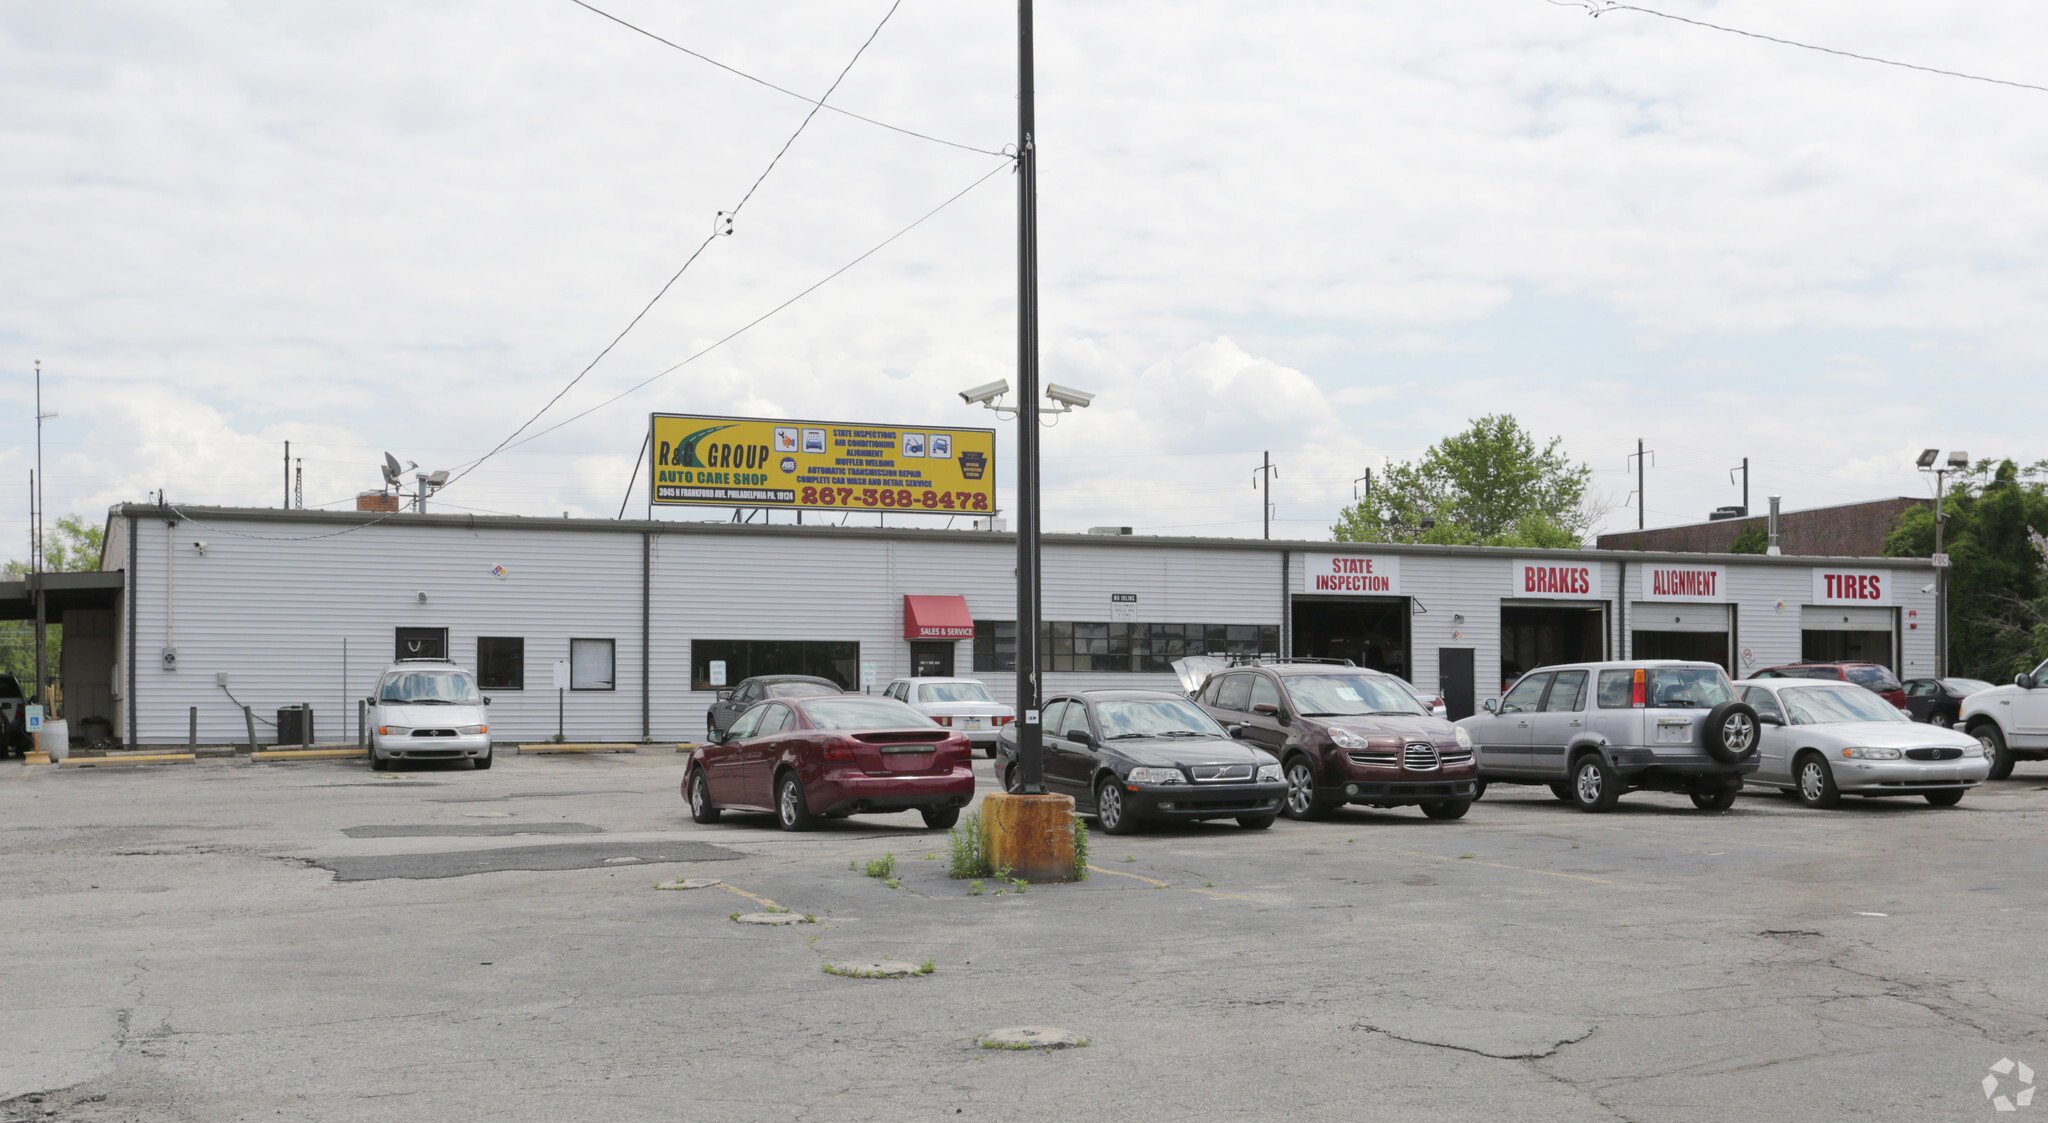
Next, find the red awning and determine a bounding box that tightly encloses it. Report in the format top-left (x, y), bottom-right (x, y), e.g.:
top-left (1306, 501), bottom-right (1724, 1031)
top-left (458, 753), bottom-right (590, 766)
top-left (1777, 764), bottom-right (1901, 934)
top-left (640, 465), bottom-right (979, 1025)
top-left (904, 595), bottom-right (975, 640)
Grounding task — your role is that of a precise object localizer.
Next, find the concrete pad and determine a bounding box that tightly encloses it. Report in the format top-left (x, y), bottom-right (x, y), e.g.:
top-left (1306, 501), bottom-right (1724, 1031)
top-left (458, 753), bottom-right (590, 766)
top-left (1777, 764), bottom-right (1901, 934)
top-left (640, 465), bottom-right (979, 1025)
top-left (733, 912), bottom-right (809, 925)
top-left (0, 1007), bottom-right (122, 1101)
top-left (1359, 1009), bottom-right (1594, 1059)
top-left (654, 878), bottom-right (721, 890)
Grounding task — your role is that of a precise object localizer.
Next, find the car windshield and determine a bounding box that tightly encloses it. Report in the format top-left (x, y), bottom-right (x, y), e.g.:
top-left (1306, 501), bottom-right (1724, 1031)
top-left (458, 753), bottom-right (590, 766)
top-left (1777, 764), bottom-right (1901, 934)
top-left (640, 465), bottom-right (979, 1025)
top-left (918, 682), bottom-right (993, 704)
top-left (379, 669), bottom-right (480, 705)
top-left (1286, 674), bottom-right (1427, 717)
top-left (1942, 678), bottom-right (1994, 695)
top-left (1094, 698), bottom-right (1226, 739)
top-left (1644, 667), bottom-right (1736, 709)
top-left (765, 682), bottom-right (840, 699)
top-left (1843, 665), bottom-right (1903, 691)
top-left (801, 697), bottom-right (934, 730)
top-left (1782, 686), bottom-right (1909, 725)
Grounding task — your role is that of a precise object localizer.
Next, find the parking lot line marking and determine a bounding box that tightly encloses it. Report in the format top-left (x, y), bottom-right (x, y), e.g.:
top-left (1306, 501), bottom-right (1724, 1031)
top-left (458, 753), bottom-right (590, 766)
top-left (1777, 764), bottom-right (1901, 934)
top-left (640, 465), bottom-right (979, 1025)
top-left (1084, 865), bottom-right (1255, 901)
top-left (715, 882), bottom-right (785, 911)
top-left (1595, 825), bottom-right (1832, 855)
top-left (1393, 849), bottom-right (1616, 885)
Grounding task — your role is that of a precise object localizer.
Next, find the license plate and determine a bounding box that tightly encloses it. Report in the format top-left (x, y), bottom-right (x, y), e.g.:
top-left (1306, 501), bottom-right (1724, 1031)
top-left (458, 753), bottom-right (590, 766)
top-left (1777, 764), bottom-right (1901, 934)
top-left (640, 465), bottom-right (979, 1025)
top-left (961, 718), bottom-right (984, 729)
top-left (1656, 720), bottom-right (1692, 744)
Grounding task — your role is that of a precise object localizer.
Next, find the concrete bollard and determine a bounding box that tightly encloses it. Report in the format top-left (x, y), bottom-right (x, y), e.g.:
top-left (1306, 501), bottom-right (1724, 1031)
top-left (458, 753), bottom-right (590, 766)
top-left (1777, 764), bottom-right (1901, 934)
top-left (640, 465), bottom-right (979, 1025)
top-left (358, 699), bottom-right (368, 749)
top-left (301, 706), bottom-right (312, 749)
top-left (189, 707), bottom-right (197, 750)
top-left (980, 792), bottom-right (1080, 883)
top-left (243, 706), bottom-right (257, 753)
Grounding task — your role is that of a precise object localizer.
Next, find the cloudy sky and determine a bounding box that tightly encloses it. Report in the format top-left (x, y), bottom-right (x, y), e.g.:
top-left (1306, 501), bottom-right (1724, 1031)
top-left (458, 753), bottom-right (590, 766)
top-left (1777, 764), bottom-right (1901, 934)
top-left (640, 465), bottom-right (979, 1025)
top-left (3, 0), bottom-right (2043, 550)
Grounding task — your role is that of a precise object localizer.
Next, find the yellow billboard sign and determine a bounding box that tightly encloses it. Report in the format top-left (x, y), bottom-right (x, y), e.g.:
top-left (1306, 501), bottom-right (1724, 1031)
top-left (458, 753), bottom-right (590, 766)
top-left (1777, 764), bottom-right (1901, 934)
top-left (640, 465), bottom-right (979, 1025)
top-left (649, 413), bottom-right (997, 514)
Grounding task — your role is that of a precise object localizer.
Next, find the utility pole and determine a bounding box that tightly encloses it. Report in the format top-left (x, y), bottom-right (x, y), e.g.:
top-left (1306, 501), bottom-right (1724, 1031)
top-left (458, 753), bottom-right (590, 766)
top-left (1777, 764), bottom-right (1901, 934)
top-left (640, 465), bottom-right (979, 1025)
top-left (294, 458), bottom-right (303, 509)
top-left (1730, 457), bottom-right (1749, 514)
top-left (1933, 469), bottom-right (1946, 678)
top-left (1012, 0), bottom-right (1045, 794)
top-left (1353, 468), bottom-right (1371, 503)
top-left (1253, 452), bottom-right (1279, 540)
top-left (1626, 439), bottom-right (1655, 530)
top-left (33, 361), bottom-right (53, 710)
top-left (283, 441), bottom-right (291, 508)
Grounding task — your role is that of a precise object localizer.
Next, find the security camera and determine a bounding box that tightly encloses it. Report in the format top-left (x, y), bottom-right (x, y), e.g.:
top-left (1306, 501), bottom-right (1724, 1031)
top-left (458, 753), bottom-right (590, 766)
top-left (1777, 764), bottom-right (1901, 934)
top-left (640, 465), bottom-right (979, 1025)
top-left (959, 379), bottom-right (1010, 406)
top-left (1046, 383), bottom-right (1095, 409)
top-left (417, 591), bottom-right (428, 603)
top-left (1921, 583), bottom-right (1937, 594)
top-left (192, 541), bottom-right (209, 555)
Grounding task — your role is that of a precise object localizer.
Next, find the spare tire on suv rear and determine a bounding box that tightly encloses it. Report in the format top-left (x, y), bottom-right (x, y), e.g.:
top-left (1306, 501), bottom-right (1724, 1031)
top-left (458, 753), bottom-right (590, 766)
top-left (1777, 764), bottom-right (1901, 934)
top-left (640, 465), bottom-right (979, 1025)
top-left (1702, 701), bottom-right (1760, 765)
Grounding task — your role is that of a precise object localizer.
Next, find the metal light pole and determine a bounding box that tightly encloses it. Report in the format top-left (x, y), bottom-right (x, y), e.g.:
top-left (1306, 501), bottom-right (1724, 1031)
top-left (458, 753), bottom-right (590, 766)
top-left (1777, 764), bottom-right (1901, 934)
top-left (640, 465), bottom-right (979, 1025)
top-left (1916, 449), bottom-right (1965, 679)
top-left (1012, 0), bottom-right (1045, 793)
top-left (33, 361), bottom-right (53, 709)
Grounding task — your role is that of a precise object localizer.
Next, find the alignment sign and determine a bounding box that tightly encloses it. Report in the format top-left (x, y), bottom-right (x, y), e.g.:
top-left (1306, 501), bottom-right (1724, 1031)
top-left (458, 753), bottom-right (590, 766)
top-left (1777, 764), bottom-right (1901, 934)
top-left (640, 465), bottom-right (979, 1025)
top-left (649, 413), bottom-right (997, 513)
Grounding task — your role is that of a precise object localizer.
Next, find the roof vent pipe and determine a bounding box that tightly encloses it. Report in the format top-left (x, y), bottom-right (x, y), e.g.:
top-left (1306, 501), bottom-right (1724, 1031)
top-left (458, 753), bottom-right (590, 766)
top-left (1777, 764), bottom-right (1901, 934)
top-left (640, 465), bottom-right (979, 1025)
top-left (1766, 495), bottom-right (1782, 556)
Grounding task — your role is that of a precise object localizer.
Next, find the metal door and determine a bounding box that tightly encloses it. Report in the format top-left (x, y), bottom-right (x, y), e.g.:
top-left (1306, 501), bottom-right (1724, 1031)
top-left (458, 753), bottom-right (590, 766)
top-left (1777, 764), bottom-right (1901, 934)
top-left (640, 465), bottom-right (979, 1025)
top-left (1043, 700), bottom-right (1094, 797)
top-left (910, 642), bottom-right (955, 678)
top-left (1439, 648), bottom-right (1476, 721)
top-left (1480, 671), bottom-right (1551, 774)
top-left (1740, 686), bottom-right (1790, 785)
top-left (1525, 669), bottom-right (1588, 778)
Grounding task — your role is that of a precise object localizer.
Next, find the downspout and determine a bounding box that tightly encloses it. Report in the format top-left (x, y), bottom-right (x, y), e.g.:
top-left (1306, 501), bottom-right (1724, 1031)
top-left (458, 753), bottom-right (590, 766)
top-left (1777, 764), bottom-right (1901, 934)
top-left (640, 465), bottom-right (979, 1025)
top-left (1616, 559), bottom-right (1626, 661)
top-left (641, 530), bottom-right (652, 742)
top-left (1280, 549), bottom-right (1290, 657)
top-left (126, 512), bottom-right (137, 745)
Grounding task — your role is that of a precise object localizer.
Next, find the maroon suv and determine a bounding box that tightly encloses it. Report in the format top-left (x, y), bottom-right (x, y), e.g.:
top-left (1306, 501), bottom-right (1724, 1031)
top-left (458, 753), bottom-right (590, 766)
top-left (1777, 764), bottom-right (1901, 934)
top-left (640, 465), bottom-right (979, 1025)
top-left (1191, 660), bottom-right (1477, 820)
top-left (1750, 662), bottom-right (1907, 709)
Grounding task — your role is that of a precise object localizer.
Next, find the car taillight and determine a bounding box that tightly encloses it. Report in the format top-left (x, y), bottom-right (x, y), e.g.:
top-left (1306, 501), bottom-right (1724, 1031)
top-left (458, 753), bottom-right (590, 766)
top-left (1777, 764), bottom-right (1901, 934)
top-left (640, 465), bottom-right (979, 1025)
top-left (823, 738), bottom-right (856, 761)
top-left (1632, 668), bottom-right (1646, 708)
top-left (993, 715), bottom-right (1014, 725)
top-left (932, 716), bottom-right (952, 726)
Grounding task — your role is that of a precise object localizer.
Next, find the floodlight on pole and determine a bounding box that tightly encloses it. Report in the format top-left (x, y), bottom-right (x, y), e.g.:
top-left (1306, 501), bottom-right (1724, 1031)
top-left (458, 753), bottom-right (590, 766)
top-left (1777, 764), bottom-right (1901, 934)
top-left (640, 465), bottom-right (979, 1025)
top-left (1915, 448), bottom-right (1940, 469)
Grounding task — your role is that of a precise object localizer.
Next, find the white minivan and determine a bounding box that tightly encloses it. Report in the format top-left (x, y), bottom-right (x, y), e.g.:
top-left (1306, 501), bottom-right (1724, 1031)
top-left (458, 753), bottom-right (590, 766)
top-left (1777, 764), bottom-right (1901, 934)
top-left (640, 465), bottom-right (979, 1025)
top-left (368, 659), bottom-right (492, 771)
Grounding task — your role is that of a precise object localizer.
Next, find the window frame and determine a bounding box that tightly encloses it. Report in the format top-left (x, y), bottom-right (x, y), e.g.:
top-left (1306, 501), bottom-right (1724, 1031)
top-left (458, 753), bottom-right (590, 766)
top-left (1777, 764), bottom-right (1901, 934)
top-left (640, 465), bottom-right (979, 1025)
top-left (1541, 669), bottom-right (1589, 713)
top-left (569, 637), bottom-right (617, 692)
top-left (476, 636), bottom-right (524, 691)
top-left (1499, 672), bottom-right (1553, 715)
top-left (394, 626), bottom-right (449, 662)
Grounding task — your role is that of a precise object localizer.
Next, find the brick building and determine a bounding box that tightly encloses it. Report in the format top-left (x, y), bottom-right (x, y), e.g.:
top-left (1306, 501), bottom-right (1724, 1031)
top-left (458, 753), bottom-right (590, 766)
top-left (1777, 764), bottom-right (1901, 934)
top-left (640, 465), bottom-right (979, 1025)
top-left (1596, 497), bottom-right (1928, 557)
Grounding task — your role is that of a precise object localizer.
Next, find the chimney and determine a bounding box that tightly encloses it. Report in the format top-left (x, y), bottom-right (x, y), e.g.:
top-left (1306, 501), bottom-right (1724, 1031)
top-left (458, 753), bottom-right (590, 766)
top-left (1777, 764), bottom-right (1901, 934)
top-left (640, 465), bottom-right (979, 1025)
top-left (357, 492), bottom-right (399, 513)
top-left (1766, 495), bottom-right (1781, 556)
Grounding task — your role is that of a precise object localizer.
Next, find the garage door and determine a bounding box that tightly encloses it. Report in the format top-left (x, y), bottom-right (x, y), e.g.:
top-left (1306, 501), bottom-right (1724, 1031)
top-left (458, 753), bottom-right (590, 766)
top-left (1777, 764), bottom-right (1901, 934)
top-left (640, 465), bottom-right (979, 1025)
top-left (1800, 606), bottom-right (1894, 631)
top-left (1632, 605), bottom-right (1730, 633)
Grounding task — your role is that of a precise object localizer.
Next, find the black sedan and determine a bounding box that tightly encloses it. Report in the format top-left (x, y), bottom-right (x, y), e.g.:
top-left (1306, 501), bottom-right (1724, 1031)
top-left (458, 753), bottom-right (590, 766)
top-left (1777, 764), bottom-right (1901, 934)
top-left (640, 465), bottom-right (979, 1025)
top-left (1903, 677), bottom-right (1995, 728)
top-left (994, 689), bottom-right (1287, 834)
top-left (705, 674), bottom-right (843, 743)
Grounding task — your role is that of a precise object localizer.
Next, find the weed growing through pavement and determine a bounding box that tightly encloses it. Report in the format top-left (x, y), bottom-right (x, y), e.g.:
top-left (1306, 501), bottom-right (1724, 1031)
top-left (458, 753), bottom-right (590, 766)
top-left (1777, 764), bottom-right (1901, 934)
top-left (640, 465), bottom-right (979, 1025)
top-left (864, 853), bottom-right (897, 880)
top-left (728, 912), bottom-right (740, 921)
top-left (763, 905), bottom-right (791, 914)
top-left (885, 878), bottom-right (901, 889)
top-left (1459, 854), bottom-right (1475, 860)
top-left (968, 880), bottom-right (984, 895)
top-left (1124, 855), bottom-right (1135, 862)
top-left (1071, 813), bottom-right (1090, 880)
top-left (821, 960), bottom-right (936, 979)
top-left (948, 810), bottom-right (992, 879)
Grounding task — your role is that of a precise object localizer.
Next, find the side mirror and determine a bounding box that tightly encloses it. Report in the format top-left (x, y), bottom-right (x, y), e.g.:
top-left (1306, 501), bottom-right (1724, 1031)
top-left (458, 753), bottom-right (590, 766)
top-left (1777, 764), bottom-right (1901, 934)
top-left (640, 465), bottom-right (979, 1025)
top-left (1482, 698), bottom-right (1499, 714)
top-left (717, 690), bottom-right (734, 702)
top-left (2016, 673), bottom-right (2037, 690)
top-left (482, 697), bottom-right (492, 706)
top-left (1227, 724), bottom-right (1246, 739)
top-left (1070, 729), bottom-right (1096, 748)
top-left (1252, 702), bottom-right (1280, 717)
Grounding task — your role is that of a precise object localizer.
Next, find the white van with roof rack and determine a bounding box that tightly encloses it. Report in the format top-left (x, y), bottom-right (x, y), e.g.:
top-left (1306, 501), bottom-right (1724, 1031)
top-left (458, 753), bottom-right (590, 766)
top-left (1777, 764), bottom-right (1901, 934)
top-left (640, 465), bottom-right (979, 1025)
top-left (367, 658), bottom-right (492, 771)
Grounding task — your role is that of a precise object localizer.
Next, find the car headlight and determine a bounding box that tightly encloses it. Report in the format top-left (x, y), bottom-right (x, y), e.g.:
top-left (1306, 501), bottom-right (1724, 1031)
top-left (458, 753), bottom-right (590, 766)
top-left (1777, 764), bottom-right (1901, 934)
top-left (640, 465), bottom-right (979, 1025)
top-left (1125, 767), bottom-right (1183, 785)
top-left (1454, 726), bottom-right (1473, 750)
top-left (1257, 763), bottom-right (1283, 783)
top-left (1842, 747), bottom-right (1902, 760)
top-left (1328, 728), bottom-right (1370, 749)
top-left (1962, 743), bottom-right (1985, 758)
top-left (457, 725), bottom-right (486, 735)
top-left (377, 725), bottom-right (411, 737)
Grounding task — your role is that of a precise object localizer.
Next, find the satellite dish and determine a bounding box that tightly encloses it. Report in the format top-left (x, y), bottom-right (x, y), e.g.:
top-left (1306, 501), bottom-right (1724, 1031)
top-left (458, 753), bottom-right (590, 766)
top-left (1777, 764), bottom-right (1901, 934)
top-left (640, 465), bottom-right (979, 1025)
top-left (425, 470), bottom-right (450, 488)
top-left (382, 453), bottom-right (402, 487)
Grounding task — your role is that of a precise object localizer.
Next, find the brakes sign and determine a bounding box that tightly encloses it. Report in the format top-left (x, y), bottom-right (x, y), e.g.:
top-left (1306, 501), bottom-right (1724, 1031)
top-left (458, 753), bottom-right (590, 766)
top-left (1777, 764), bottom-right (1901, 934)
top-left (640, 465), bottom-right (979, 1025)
top-left (1514, 559), bottom-right (1602, 599)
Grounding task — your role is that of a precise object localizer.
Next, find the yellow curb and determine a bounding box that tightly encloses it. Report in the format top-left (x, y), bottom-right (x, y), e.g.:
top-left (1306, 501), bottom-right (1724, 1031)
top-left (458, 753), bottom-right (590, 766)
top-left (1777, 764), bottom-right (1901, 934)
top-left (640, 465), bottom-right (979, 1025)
top-left (23, 751), bottom-right (51, 765)
top-left (516, 744), bottom-right (637, 754)
top-left (674, 743), bottom-right (700, 752)
top-left (251, 748), bottom-right (369, 761)
top-left (59, 754), bottom-right (197, 768)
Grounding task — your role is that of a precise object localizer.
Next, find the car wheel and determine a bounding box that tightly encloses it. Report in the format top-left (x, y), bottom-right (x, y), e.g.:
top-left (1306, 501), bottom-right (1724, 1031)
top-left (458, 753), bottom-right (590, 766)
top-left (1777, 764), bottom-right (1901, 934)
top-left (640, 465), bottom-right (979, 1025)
top-left (688, 770), bottom-right (721, 824)
top-left (1002, 764), bottom-right (1024, 794)
top-left (1929, 711), bottom-right (1953, 729)
top-left (1421, 799), bottom-right (1470, 820)
top-left (1794, 753), bottom-right (1840, 809)
top-left (921, 806), bottom-right (960, 830)
top-left (1702, 701), bottom-right (1760, 765)
top-left (1570, 754), bottom-right (1620, 813)
top-left (1236, 813), bottom-right (1277, 829)
top-left (1689, 781), bottom-right (1740, 812)
top-left (369, 744), bottom-right (389, 772)
top-left (776, 772), bottom-right (815, 832)
top-left (1279, 757), bottom-right (1331, 821)
top-left (1974, 724), bottom-right (2014, 781)
top-left (1472, 779), bottom-right (1487, 800)
top-left (1096, 777), bottom-right (1138, 835)
top-left (473, 747), bottom-right (493, 771)
top-left (1923, 789), bottom-right (1965, 807)
top-left (1548, 781), bottom-right (1573, 802)
top-left (983, 744), bottom-right (997, 759)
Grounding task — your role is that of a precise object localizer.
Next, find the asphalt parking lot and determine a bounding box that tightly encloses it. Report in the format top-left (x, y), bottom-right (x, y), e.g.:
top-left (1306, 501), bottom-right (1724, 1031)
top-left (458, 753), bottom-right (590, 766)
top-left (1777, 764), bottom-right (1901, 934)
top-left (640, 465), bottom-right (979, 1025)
top-left (5, 752), bottom-right (2047, 1121)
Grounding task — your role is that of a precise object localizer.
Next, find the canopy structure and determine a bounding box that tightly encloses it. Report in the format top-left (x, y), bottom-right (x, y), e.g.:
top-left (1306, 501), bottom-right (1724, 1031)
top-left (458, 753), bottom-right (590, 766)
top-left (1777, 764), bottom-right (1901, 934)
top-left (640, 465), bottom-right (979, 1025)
top-left (903, 595), bottom-right (974, 639)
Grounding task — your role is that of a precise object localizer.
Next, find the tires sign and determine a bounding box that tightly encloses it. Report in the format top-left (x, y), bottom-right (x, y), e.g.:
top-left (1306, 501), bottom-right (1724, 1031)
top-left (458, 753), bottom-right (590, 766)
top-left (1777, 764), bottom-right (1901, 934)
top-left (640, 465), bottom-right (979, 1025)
top-left (1810, 568), bottom-right (1891, 606)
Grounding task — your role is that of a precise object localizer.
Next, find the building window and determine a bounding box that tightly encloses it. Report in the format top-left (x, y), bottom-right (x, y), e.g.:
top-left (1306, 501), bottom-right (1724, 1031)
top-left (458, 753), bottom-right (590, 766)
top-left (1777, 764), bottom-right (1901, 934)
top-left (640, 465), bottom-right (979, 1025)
top-left (570, 638), bottom-right (616, 691)
top-left (477, 637), bottom-right (524, 690)
top-left (690, 640), bottom-right (859, 691)
top-left (973, 620), bottom-right (1279, 673)
top-left (395, 627), bottom-right (448, 661)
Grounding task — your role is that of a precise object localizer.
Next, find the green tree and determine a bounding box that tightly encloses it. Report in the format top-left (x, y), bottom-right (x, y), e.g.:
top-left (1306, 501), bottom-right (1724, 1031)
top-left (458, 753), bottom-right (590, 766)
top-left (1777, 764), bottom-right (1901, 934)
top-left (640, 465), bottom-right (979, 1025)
top-left (0, 515), bottom-right (107, 699)
top-left (1332, 415), bottom-right (1595, 547)
top-left (1727, 525), bottom-right (1768, 554)
top-left (1884, 459), bottom-right (2048, 681)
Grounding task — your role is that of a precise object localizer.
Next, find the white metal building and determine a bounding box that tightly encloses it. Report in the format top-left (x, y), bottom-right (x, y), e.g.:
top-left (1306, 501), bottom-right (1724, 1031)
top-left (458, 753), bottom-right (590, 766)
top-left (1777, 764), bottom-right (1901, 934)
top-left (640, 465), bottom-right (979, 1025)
top-left (93, 504), bottom-right (1938, 748)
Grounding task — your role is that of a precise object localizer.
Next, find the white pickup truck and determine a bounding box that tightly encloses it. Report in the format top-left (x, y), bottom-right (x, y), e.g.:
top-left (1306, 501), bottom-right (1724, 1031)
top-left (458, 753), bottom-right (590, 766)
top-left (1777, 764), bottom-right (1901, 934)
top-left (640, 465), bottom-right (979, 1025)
top-left (1960, 658), bottom-right (2048, 780)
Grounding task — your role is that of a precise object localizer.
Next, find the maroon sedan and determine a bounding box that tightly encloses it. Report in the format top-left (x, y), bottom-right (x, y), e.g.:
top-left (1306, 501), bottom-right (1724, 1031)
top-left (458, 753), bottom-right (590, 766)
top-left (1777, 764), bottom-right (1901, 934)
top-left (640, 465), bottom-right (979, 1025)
top-left (1751, 662), bottom-right (1908, 709)
top-left (684, 695), bottom-right (975, 831)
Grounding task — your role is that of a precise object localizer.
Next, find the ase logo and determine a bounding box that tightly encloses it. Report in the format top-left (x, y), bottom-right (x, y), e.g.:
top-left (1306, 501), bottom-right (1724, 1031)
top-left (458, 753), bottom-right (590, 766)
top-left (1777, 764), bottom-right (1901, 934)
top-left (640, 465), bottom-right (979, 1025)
top-left (1985, 1058), bottom-right (2036, 1111)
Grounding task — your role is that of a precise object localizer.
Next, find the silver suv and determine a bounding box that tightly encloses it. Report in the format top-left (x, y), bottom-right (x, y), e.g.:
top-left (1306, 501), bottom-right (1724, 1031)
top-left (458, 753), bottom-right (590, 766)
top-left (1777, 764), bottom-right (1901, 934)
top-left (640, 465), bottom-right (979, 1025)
top-left (1455, 660), bottom-right (1759, 812)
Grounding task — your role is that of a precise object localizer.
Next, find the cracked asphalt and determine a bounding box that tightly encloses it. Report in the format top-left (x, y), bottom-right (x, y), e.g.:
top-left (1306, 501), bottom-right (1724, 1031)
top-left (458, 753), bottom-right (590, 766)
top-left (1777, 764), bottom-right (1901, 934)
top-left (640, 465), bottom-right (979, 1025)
top-left (3, 752), bottom-right (2045, 1121)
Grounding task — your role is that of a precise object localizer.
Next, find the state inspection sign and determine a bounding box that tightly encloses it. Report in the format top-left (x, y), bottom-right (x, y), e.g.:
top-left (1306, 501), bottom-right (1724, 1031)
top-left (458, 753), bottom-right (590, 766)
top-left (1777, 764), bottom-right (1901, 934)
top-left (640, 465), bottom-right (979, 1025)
top-left (649, 413), bottom-right (997, 514)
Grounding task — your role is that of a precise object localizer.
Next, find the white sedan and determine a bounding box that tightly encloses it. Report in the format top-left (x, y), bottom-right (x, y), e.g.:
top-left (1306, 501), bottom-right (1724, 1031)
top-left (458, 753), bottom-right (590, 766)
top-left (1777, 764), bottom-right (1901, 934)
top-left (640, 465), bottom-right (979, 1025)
top-left (1734, 678), bottom-right (1988, 809)
top-left (880, 677), bottom-right (1015, 757)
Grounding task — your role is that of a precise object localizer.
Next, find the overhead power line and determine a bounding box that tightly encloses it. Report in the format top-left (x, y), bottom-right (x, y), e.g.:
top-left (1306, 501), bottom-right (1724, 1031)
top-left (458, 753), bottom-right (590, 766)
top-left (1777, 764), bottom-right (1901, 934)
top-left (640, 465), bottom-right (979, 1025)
top-left (442, 0), bottom-right (912, 497)
top-left (1552, 1), bottom-right (2048, 94)
top-left (567, 0), bottom-right (1006, 156)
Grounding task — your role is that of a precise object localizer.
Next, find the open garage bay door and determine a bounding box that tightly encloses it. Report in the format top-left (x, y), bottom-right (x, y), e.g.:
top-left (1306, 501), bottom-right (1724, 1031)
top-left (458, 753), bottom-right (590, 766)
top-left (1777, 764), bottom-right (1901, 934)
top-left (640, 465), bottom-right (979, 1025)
top-left (1632, 603), bottom-right (1732, 672)
top-left (1500, 603), bottom-right (1606, 695)
top-left (1800, 605), bottom-right (1896, 670)
top-left (1292, 597), bottom-right (1409, 679)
